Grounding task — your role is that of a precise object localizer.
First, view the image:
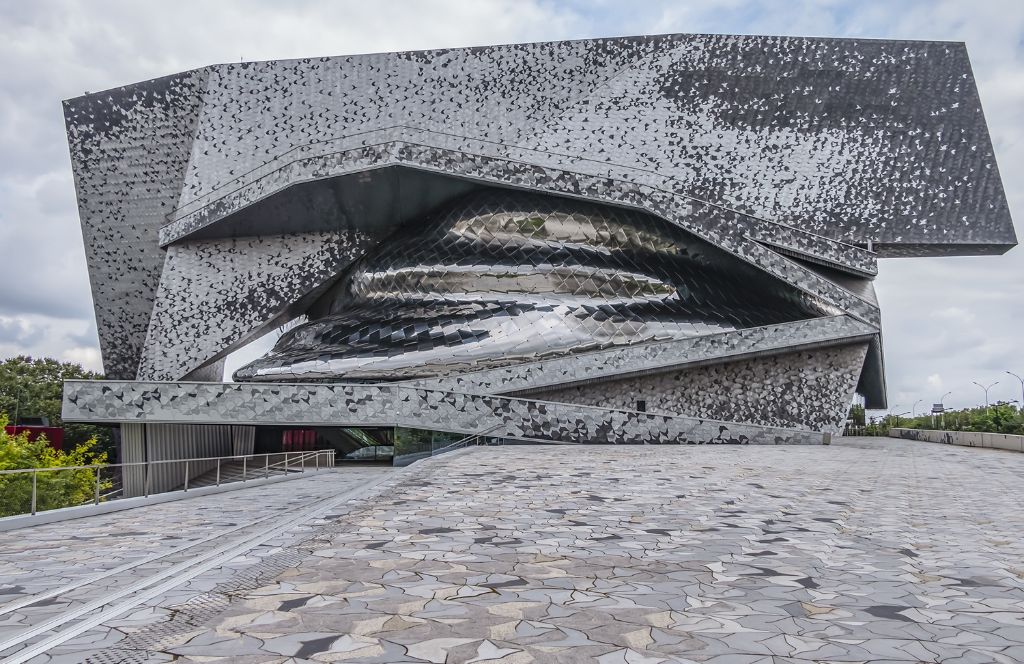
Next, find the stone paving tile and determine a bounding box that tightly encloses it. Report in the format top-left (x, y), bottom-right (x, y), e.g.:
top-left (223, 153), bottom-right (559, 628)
top-left (0, 467), bottom-right (391, 661)
top-left (0, 469), bottom-right (387, 598)
top-left (7, 438), bottom-right (1024, 663)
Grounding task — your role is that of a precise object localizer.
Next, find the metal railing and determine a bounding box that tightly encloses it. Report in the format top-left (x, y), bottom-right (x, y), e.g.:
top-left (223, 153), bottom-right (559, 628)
top-left (392, 427), bottom-right (505, 467)
top-left (0, 450), bottom-right (335, 519)
top-left (429, 426), bottom-right (504, 456)
top-left (842, 425), bottom-right (888, 437)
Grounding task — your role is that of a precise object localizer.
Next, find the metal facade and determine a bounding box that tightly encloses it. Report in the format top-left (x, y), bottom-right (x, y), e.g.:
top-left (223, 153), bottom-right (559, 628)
top-left (61, 34), bottom-right (1015, 442)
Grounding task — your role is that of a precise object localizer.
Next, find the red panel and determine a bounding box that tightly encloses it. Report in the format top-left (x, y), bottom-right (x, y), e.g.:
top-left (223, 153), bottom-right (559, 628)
top-left (4, 426), bottom-right (64, 450)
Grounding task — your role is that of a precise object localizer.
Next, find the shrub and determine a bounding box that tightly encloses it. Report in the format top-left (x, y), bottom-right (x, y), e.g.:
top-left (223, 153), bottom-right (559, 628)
top-left (890, 403), bottom-right (1024, 435)
top-left (0, 355), bottom-right (111, 455)
top-left (0, 414), bottom-right (111, 517)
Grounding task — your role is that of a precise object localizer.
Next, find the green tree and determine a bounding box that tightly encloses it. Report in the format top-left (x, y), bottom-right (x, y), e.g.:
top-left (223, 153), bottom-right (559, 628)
top-left (0, 355), bottom-right (111, 454)
top-left (0, 415), bottom-right (111, 517)
top-left (887, 402), bottom-right (1023, 435)
top-left (848, 404), bottom-right (866, 426)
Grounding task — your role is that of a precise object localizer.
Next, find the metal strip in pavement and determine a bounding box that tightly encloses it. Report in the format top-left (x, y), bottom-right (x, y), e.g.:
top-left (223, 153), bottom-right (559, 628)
top-left (0, 508), bottom-right (290, 618)
top-left (0, 469), bottom-right (395, 663)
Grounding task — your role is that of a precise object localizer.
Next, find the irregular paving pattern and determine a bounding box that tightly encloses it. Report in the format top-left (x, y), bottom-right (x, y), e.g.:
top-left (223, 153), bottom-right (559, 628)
top-left (0, 468), bottom-right (392, 660)
top-left (5, 438), bottom-right (1024, 663)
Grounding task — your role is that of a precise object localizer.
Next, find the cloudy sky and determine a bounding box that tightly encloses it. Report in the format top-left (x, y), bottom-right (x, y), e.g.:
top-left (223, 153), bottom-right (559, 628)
top-left (1, 0), bottom-right (1021, 413)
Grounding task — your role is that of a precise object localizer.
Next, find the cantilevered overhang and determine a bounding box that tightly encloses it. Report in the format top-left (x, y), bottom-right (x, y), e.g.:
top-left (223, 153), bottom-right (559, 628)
top-left (63, 33), bottom-right (1013, 385)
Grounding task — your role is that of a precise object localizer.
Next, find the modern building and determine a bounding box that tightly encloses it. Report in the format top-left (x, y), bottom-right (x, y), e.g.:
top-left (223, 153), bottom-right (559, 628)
top-left (61, 34), bottom-right (1015, 467)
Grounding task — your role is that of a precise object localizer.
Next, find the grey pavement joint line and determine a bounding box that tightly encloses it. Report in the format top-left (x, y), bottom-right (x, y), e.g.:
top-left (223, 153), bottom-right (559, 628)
top-left (0, 469), bottom-right (395, 663)
top-left (2, 441), bottom-right (1023, 662)
top-left (0, 506), bottom-right (294, 619)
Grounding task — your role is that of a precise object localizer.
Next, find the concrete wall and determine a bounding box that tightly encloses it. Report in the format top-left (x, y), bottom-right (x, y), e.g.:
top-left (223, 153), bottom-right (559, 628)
top-left (889, 428), bottom-right (1024, 453)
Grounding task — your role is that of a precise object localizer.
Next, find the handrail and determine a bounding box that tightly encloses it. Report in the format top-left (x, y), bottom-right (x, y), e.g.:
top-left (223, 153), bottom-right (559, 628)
top-left (265, 450), bottom-right (320, 471)
top-left (0, 449), bottom-right (336, 519)
top-left (0, 450), bottom-right (331, 476)
top-left (431, 426), bottom-right (503, 455)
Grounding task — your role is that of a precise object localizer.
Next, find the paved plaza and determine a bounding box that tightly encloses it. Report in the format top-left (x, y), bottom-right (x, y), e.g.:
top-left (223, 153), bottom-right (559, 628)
top-left (1, 438), bottom-right (1023, 663)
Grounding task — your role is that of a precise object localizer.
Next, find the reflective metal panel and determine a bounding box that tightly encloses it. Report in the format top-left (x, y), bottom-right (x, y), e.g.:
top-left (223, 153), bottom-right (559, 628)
top-left (235, 192), bottom-right (828, 381)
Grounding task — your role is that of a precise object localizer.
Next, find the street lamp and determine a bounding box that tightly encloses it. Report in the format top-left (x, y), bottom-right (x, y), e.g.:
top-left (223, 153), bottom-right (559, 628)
top-left (1006, 371), bottom-right (1024, 410)
top-left (912, 399), bottom-right (922, 418)
top-left (936, 391), bottom-right (953, 428)
top-left (972, 381), bottom-right (998, 409)
top-left (11, 386), bottom-right (24, 428)
top-left (894, 411), bottom-right (910, 427)
top-left (886, 404), bottom-right (899, 426)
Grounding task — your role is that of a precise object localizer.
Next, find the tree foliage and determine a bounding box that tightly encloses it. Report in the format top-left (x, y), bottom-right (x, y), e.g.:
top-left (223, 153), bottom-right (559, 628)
top-left (0, 355), bottom-right (110, 453)
top-left (849, 402), bottom-right (1024, 436)
top-left (848, 404), bottom-right (866, 426)
top-left (0, 415), bottom-right (111, 517)
top-left (900, 402), bottom-right (1024, 435)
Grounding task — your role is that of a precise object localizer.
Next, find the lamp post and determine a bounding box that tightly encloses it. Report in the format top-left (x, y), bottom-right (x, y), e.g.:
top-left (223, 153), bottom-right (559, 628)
top-left (912, 399), bottom-right (922, 418)
top-left (887, 405), bottom-right (900, 428)
top-left (11, 386), bottom-right (24, 427)
top-left (894, 412), bottom-right (910, 427)
top-left (1007, 372), bottom-right (1024, 411)
top-left (972, 381), bottom-right (998, 410)
top-left (937, 391), bottom-right (953, 428)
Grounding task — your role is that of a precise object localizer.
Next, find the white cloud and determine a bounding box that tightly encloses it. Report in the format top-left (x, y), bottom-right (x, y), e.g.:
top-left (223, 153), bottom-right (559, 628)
top-left (0, 313), bottom-right (101, 371)
top-left (931, 307), bottom-right (976, 323)
top-left (60, 345), bottom-right (102, 371)
top-left (0, 316), bottom-right (35, 345)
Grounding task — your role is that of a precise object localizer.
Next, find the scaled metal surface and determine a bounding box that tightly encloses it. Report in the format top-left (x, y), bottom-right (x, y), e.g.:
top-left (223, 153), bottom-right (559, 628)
top-left (141, 230), bottom-right (372, 381)
top-left (61, 33), bottom-right (1016, 440)
top-left (62, 380), bottom-right (827, 445)
top-left (406, 315), bottom-right (876, 396)
top-left (529, 343), bottom-right (869, 434)
top-left (235, 191), bottom-right (828, 382)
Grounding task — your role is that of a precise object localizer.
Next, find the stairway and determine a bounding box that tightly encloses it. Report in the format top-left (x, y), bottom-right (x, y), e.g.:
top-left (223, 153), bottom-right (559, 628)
top-left (185, 459), bottom-right (303, 489)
